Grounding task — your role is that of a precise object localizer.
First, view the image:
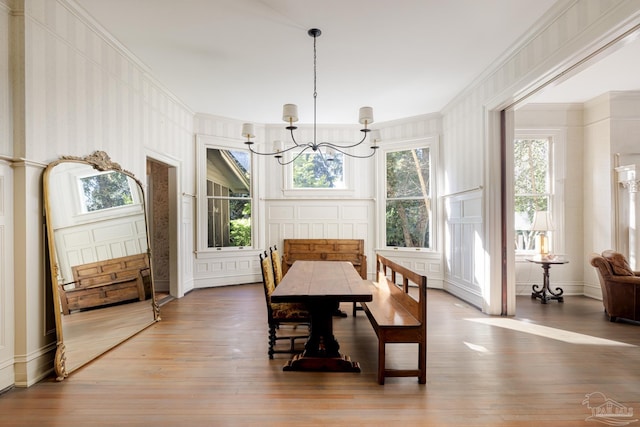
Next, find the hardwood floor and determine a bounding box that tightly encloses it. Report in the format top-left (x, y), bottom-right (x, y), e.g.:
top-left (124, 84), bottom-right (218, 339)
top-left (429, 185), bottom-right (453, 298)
top-left (1, 285), bottom-right (639, 426)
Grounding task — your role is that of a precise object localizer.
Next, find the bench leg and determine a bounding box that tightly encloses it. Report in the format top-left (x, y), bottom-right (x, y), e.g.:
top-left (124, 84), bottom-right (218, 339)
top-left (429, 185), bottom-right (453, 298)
top-left (378, 340), bottom-right (386, 385)
top-left (418, 342), bottom-right (426, 384)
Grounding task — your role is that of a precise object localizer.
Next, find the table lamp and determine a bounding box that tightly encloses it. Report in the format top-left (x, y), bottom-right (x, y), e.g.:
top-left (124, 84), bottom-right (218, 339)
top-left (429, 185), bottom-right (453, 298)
top-left (531, 211), bottom-right (553, 255)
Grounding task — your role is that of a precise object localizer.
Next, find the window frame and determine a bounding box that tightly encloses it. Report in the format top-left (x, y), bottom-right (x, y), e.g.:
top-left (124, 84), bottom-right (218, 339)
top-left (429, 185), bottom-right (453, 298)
top-left (196, 136), bottom-right (254, 252)
top-left (77, 170), bottom-right (136, 214)
top-left (513, 129), bottom-right (565, 258)
top-left (282, 147), bottom-right (356, 197)
top-left (378, 136), bottom-right (438, 251)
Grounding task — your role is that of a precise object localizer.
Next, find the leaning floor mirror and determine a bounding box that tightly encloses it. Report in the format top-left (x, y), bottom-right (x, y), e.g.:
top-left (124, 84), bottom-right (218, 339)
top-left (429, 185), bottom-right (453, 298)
top-left (43, 151), bottom-right (159, 380)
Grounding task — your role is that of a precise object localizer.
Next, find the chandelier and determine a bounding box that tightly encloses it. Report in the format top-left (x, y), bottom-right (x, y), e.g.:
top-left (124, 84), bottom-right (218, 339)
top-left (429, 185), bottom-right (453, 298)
top-left (241, 28), bottom-right (381, 165)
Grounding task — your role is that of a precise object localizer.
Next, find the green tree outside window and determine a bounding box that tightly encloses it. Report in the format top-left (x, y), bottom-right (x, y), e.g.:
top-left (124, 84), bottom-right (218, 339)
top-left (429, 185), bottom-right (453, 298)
top-left (385, 148), bottom-right (431, 248)
top-left (81, 172), bottom-right (133, 212)
top-left (514, 138), bottom-right (550, 251)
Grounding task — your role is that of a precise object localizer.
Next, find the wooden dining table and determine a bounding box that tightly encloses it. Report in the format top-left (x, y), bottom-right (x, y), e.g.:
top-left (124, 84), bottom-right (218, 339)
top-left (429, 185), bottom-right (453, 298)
top-left (270, 260), bottom-right (373, 372)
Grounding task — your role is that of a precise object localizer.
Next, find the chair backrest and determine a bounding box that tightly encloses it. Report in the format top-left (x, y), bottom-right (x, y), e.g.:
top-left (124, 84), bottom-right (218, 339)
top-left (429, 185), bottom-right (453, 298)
top-left (590, 253), bottom-right (610, 281)
top-left (259, 252), bottom-right (276, 316)
top-left (589, 253), bottom-right (610, 304)
top-left (601, 250), bottom-right (636, 276)
top-left (270, 245), bottom-right (283, 285)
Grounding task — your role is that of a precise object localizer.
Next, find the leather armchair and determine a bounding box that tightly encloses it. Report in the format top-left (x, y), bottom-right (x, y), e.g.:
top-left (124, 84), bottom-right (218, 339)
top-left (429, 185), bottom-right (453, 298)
top-left (590, 250), bottom-right (640, 322)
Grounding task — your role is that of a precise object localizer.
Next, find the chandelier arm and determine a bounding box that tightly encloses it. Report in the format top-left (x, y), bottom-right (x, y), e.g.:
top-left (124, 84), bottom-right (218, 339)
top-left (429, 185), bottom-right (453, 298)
top-left (289, 128), bottom-right (302, 147)
top-left (317, 132), bottom-right (369, 150)
top-left (276, 145), bottom-right (313, 165)
top-left (324, 145), bottom-right (378, 159)
top-left (246, 142), bottom-right (309, 157)
top-left (245, 144), bottom-right (280, 157)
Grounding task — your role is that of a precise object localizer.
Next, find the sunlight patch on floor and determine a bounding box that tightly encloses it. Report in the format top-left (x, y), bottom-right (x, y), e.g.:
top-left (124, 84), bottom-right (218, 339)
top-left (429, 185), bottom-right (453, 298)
top-left (463, 341), bottom-right (490, 353)
top-left (464, 317), bottom-right (636, 347)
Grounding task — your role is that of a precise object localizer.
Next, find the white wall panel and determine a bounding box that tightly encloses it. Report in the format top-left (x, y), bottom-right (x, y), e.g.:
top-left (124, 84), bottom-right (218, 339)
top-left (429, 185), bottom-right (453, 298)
top-left (375, 249), bottom-right (444, 289)
top-left (0, 0), bottom-right (11, 157)
top-left (266, 199), bottom-right (376, 278)
top-left (444, 190), bottom-right (483, 308)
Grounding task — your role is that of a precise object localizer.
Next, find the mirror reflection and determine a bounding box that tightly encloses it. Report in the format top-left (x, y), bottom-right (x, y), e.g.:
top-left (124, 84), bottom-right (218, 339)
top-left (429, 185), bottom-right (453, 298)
top-left (44, 151), bottom-right (159, 380)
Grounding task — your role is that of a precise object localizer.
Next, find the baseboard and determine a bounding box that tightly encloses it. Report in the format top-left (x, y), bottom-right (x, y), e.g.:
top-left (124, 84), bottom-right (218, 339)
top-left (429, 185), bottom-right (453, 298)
top-left (13, 343), bottom-right (56, 387)
top-left (516, 281), bottom-right (585, 296)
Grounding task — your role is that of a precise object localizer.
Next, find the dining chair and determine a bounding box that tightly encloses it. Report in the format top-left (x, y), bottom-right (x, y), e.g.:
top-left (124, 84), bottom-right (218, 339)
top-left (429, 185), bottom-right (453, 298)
top-left (259, 251), bottom-right (310, 358)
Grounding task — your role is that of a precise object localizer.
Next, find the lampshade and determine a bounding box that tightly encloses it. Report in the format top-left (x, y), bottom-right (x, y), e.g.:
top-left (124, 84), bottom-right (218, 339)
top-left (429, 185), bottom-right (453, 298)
top-left (241, 123), bottom-right (255, 139)
top-left (358, 106), bottom-right (374, 125)
top-left (282, 104), bottom-right (299, 123)
top-left (531, 211), bottom-right (553, 232)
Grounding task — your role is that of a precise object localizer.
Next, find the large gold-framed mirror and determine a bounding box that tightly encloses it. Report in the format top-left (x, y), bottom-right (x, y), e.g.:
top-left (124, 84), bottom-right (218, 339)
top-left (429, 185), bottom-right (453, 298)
top-left (44, 151), bottom-right (159, 380)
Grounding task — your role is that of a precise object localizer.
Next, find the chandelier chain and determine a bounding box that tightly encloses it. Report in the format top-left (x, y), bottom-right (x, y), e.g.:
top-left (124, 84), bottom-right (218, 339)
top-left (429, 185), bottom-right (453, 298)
top-left (313, 31), bottom-right (318, 149)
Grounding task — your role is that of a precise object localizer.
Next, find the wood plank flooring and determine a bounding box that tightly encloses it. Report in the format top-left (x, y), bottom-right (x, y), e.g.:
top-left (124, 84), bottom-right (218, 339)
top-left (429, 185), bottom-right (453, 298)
top-left (1, 285), bottom-right (639, 426)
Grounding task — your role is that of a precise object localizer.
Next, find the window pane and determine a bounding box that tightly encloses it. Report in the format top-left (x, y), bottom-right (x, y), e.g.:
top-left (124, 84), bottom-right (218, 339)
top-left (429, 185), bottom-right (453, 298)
top-left (206, 148), bottom-right (251, 248)
top-left (386, 200), bottom-right (430, 248)
top-left (293, 151), bottom-right (344, 188)
top-left (80, 171), bottom-right (133, 212)
top-left (386, 148), bottom-right (430, 198)
top-left (514, 139), bottom-right (549, 194)
top-left (514, 195), bottom-right (549, 251)
top-left (514, 137), bottom-right (551, 252)
top-left (207, 199), bottom-right (251, 248)
top-left (385, 147), bottom-right (431, 249)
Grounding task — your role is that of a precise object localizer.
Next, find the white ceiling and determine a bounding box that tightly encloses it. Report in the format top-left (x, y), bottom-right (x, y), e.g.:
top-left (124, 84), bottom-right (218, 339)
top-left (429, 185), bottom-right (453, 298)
top-left (527, 32), bottom-right (640, 104)
top-left (72, 0), bottom-right (639, 125)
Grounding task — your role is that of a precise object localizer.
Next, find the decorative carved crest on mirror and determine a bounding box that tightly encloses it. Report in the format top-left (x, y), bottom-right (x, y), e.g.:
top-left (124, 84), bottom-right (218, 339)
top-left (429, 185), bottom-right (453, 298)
top-left (43, 151), bottom-right (159, 381)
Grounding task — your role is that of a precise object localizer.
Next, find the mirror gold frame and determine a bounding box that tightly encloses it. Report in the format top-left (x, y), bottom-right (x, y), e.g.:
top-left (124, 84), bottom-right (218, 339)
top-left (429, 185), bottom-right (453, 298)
top-left (43, 151), bottom-right (159, 380)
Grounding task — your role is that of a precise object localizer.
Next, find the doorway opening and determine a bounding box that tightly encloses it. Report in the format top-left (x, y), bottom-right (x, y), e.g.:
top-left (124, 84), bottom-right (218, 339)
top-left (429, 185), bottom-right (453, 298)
top-left (146, 157), bottom-right (178, 303)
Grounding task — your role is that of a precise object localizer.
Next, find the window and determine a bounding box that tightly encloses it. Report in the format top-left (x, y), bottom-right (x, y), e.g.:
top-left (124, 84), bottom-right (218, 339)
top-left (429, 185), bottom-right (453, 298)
top-left (292, 151), bottom-right (345, 189)
top-left (384, 145), bottom-right (432, 249)
top-left (205, 148), bottom-right (251, 248)
top-left (78, 171), bottom-right (134, 213)
top-left (514, 137), bottom-right (552, 251)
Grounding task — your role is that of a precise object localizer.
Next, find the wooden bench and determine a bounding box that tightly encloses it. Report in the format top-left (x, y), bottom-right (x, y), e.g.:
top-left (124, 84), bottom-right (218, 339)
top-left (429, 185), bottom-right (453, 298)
top-left (283, 239), bottom-right (367, 315)
top-left (58, 253), bottom-right (150, 315)
top-left (361, 254), bottom-right (427, 385)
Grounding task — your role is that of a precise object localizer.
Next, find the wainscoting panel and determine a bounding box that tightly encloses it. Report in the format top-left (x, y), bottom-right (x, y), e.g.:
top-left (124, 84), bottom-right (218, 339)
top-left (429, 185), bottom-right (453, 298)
top-left (375, 249), bottom-right (444, 289)
top-left (266, 199), bottom-right (376, 278)
top-left (444, 190), bottom-right (484, 307)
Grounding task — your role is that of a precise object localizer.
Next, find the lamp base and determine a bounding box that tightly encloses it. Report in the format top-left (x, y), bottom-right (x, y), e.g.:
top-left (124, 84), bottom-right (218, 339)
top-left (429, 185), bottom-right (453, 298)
top-left (537, 233), bottom-right (548, 255)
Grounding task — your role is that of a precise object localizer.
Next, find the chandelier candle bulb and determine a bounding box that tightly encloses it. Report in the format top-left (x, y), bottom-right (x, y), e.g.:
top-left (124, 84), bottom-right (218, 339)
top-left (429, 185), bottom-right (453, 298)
top-left (359, 107), bottom-right (374, 126)
top-left (370, 129), bottom-right (381, 147)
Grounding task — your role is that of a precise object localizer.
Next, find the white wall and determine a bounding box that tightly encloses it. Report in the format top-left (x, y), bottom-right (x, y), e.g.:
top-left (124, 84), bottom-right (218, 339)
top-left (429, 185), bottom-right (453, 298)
top-left (582, 92), bottom-right (640, 298)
